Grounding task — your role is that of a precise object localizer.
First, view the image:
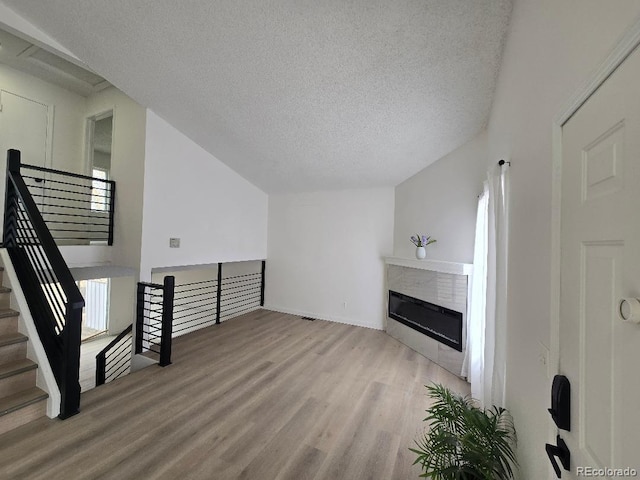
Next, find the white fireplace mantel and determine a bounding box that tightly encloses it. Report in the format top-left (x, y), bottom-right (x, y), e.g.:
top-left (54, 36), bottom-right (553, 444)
top-left (384, 257), bottom-right (473, 276)
top-left (385, 256), bottom-right (472, 377)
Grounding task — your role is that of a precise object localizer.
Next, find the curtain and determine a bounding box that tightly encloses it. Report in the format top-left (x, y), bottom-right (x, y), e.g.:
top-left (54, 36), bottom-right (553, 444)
top-left (463, 182), bottom-right (489, 403)
top-left (486, 162), bottom-right (510, 407)
top-left (465, 163), bottom-right (510, 408)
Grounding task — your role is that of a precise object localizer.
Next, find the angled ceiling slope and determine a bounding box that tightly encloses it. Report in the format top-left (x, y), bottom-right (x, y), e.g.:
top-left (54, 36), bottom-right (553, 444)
top-left (0, 26), bottom-right (110, 96)
top-left (3, 0), bottom-right (511, 193)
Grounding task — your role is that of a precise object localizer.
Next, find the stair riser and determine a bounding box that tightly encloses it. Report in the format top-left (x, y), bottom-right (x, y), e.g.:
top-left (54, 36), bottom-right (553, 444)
top-left (0, 316), bottom-right (18, 336)
top-left (0, 267), bottom-right (47, 436)
top-left (0, 369), bottom-right (37, 398)
top-left (0, 289), bottom-right (10, 307)
top-left (0, 293), bottom-right (10, 310)
top-left (0, 399), bottom-right (47, 436)
top-left (0, 342), bottom-right (27, 364)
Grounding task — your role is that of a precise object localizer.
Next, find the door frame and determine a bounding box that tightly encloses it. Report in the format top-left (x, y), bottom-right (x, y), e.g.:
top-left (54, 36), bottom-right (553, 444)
top-left (549, 15), bottom-right (640, 476)
top-left (84, 108), bottom-right (115, 177)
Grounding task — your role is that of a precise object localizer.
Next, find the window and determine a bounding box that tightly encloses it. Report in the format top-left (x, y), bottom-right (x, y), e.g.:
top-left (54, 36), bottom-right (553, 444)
top-left (91, 168), bottom-right (108, 211)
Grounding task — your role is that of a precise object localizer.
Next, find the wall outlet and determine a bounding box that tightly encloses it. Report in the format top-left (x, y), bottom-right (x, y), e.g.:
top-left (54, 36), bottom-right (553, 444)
top-left (169, 237), bottom-right (180, 248)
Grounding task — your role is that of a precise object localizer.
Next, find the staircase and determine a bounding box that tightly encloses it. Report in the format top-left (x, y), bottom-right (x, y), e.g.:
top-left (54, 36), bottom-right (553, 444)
top-left (0, 264), bottom-right (48, 435)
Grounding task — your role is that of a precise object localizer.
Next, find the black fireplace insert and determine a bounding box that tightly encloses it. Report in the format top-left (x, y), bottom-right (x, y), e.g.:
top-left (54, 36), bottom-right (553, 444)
top-left (388, 290), bottom-right (463, 351)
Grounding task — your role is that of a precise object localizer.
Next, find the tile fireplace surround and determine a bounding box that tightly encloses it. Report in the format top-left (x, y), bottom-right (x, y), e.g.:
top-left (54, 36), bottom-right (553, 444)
top-left (385, 257), bottom-right (472, 377)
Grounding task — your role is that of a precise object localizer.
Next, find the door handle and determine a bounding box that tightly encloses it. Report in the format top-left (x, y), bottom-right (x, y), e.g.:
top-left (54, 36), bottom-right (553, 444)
top-left (549, 374), bottom-right (571, 431)
top-left (546, 435), bottom-right (570, 478)
top-left (618, 298), bottom-right (640, 323)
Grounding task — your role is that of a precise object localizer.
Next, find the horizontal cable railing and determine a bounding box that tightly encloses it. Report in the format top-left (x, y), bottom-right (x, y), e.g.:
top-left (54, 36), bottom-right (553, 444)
top-left (96, 325), bottom-right (133, 386)
top-left (173, 278), bottom-right (218, 335)
top-left (219, 269), bottom-right (263, 322)
top-left (20, 163), bottom-right (116, 245)
top-left (170, 261), bottom-right (265, 337)
top-left (135, 276), bottom-right (174, 367)
top-left (3, 149), bottom-right (84, 418)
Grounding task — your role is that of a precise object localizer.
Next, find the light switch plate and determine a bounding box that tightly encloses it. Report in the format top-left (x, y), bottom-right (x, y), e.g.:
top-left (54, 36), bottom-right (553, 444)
top-left (169, 238), bottom-right (180, 248)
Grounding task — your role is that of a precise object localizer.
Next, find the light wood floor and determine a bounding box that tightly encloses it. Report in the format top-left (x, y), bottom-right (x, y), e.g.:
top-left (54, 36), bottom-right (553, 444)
top-left (0, 309), bottom-right (469, 480)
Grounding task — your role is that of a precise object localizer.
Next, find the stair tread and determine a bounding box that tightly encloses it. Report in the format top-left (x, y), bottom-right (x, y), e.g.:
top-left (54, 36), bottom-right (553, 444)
top-left (0, 308), bottom-right (19, 319)
top-left (0, 358), bottom-right (37, 380)
top-left (0, 332), bottom-right (28, 348)
top-left (0, 387), bottom-right (48, 416)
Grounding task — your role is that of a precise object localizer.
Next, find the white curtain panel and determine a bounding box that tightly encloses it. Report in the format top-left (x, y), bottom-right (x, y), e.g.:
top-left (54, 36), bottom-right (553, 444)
top-left (463, 182), bottom-right (489, 402)
top-left (466, 163), bottom-right (510, 408)
top-left (485, 162), bottom-right (510, 407)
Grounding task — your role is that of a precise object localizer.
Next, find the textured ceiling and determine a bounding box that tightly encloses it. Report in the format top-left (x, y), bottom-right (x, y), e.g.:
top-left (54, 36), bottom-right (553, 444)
top-left (2, 0), bottom-right (512, 193)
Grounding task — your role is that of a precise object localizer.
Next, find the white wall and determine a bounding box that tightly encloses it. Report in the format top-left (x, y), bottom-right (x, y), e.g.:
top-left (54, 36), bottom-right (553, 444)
top-left (0, 63), bottom-right (85, 171)
top-left (484, 2), bottom-right (640, 478)
top-left (86, 87), bottom-right (147, 271)
top-left (107, 276), bottom-right (136, 334)
top-left (140, 111), bottom-right (268, 278)
top-left (266, 188), bottom-right (394, 330)
top-left (0, 64), bottom-right (146, 271)
top-left (394, 131), bottom-right (487, 263)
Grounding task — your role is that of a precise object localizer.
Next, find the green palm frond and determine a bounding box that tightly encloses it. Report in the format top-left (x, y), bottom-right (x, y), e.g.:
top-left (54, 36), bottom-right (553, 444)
top-left (410, 384), bottom-right (518, 480)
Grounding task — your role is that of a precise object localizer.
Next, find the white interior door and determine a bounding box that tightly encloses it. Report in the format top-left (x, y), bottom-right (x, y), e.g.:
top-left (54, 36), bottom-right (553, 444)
top-left (0, 90), bottom-right (50, 167)
top-left (0, 90), bottom-right (51, 226)
top-left (560, 45), bottom-right (640, 477)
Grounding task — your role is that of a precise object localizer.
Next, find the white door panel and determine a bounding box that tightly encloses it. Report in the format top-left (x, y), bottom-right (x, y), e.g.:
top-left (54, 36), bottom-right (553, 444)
top-left (0, 90), bottom-right (52, 226)
top-left (0, 90), bottom-right (50, 167)
top-left (560, 44), bottom-right (640, 477)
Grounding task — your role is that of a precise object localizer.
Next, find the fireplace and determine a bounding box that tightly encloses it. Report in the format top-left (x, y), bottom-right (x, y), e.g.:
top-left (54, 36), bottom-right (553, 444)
top-left (385, 260), bottom-right (470, 377)
top-left (388, 290), bottom-right (463, 352)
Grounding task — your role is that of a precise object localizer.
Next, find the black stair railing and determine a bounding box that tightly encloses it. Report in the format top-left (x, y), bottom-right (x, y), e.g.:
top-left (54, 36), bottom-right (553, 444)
top-left (135, 276), bottom-right (174, 367)
top-left (172, 277), bottom-right (218, 335)
top-left (20, 162), bottom-right (116, 245)
top-left (3, 149), bottom-right (84, 418)
top-left (96, 324), bottom-right (133, 386)
top-left (218, 261), bottom-right (265, 322)
top-left (171, 261), bottom-right (265, 335)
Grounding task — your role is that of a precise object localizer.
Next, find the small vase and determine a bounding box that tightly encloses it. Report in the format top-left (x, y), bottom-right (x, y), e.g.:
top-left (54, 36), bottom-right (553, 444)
top-left (416, 246), bottom-right (426, 259)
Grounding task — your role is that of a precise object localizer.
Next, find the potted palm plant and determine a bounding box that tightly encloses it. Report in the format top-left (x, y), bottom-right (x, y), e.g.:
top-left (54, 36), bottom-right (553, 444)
top-left (410, 384), bottom-right (518, 480)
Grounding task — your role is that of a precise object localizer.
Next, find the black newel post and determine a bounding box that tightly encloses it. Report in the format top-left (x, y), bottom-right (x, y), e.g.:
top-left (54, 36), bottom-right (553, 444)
top-left (159, 275), bottom-right (174, 367)
top-left (58, 304), bottom-right (82, 419)
top-left (96, 351), bottom-right (106, 386)
top-left (260, 260), bottom-right (266, 307)
top-left (107, 181), bottom-right (116, 246)
top-left (135, 282), bottom-right (145, 354)
top-left (216, 263), bottom-right (222, 324)
top-left (3, 149), bottom-right (21, 247)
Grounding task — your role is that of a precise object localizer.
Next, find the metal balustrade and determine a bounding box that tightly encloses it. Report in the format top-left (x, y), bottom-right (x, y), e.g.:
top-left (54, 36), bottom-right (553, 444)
top-left (3, 149), bottom-right (84, 418)
top-left (171, 261), bottom-right (266, 336)
top-left (95, 325), bottom-right (133, 386)
top-left (20, 163), bottom-right (116, 245)
top-left (135, 277), bottom-right (174, 367)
